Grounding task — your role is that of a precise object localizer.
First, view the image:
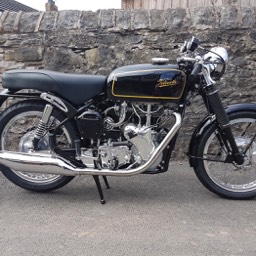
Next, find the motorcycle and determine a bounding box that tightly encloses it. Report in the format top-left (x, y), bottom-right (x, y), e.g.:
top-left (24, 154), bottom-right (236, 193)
top-left (0, 36), bottom-right (255, 204)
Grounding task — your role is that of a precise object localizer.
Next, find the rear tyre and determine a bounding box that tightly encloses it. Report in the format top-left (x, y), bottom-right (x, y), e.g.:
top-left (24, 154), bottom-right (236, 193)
top-left (0, 101), bottom-right (78, 192)
top-left (193, 111), bottom-right (256, 199)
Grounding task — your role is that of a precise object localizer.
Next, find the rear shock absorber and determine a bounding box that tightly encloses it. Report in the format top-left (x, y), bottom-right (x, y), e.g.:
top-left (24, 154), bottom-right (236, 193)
top-left (33, 104), bottom-right (54, 150)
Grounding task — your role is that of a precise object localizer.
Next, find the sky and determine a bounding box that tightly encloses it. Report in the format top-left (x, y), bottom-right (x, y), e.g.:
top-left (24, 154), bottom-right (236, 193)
top-left (17, 0), bottom-right (121, 11)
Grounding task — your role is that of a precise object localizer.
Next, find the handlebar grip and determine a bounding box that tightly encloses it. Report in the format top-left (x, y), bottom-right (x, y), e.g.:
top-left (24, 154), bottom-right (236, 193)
top-left (189, 63), bottom-right (202, 82)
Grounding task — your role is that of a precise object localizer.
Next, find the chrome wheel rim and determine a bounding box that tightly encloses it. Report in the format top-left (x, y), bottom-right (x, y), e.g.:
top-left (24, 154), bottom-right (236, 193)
top-left (203, 118), bottom-right (256, 193)
top-left (1, 111), bottom-right (71, 183)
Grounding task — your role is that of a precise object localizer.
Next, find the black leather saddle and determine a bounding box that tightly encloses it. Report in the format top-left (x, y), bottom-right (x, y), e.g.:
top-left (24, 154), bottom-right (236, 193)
top-left (2, 69), bottom-right (107, 105)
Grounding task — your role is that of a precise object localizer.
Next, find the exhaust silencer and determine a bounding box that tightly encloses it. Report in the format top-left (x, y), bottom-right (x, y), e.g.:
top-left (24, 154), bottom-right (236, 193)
top-left (0, 113), bottom-right (181, 177)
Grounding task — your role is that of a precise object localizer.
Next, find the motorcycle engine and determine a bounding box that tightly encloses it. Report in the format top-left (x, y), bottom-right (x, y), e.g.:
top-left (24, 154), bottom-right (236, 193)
top-left (123, 123), bottom-right (155, 163)
top-left (80, 102), bottom-right (174, 170)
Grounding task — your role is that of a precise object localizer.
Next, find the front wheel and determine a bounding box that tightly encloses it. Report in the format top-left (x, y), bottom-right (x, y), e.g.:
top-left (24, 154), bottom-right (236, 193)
top-left (0, 101), bottom-right (78, 192)
top-left (194, 111), bottom-right (256, 199)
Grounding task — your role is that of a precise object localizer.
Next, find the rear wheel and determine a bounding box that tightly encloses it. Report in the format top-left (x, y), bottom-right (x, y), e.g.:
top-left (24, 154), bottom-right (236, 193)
top-left (194, 111), bottom-right (256, 199)
top-left (0, 101), bottom-right (78, 192)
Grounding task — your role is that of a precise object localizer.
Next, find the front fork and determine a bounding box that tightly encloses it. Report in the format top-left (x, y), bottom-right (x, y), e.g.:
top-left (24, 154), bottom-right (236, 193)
top-left (205, 84), bottom-right (244, 165)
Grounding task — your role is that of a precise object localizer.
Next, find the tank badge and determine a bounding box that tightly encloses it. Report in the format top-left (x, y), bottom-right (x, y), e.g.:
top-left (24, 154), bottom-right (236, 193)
top-left (157, 79), bottom-right (178, 88)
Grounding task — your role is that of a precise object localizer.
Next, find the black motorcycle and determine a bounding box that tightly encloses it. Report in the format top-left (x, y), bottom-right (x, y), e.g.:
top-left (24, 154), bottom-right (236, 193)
top-left (0, 37), bottom-right (255, 203)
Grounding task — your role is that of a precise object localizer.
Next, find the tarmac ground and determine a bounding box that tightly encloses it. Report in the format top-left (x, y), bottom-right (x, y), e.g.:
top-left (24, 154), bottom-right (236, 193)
top-left (0, 161), bottom-right (256, 256)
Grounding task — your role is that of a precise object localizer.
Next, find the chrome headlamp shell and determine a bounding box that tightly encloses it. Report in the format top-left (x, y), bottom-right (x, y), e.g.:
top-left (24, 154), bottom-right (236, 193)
top-left (203, 47), bottom-right (228, 80)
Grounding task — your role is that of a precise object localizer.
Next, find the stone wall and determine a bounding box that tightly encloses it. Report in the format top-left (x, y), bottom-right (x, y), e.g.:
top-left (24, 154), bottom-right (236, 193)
top-left (0, 6), bottom-right (256, 158)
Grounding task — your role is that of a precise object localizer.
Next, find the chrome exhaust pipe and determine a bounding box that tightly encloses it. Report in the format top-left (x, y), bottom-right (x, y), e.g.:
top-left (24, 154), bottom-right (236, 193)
top-left (0, 113), bottom-right (181, 177)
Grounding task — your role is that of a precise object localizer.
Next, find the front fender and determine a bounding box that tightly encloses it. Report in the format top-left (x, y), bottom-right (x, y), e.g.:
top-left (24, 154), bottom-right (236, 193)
top-left (225, 103), bottom-right (256, 115)
top-left (188, 103), bottom-right (256, 167)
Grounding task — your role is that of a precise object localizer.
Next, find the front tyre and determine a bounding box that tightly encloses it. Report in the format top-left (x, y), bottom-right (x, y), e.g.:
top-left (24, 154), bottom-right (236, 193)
top-left (194, 111), bottom-right (256, 199)
top-left (0, 101), bottom-right (78, 192)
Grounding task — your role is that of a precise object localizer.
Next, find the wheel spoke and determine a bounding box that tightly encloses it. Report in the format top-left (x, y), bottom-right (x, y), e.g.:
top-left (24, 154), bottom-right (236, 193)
top-left (1, 110), bottom-right (71, 184)
top-left (203, 117), bottom-right (256, 193)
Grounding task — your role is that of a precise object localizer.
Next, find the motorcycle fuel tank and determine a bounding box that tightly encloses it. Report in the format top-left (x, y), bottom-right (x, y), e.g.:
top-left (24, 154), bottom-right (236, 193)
top-left (107, 64), bottom-right (186, 102)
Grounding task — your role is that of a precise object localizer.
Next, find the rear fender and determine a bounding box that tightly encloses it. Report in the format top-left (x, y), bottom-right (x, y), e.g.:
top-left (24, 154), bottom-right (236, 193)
top-left (188, 103), bottom-right (256, 167)
top-left (0, 89), bottom-right (77, 118)
top-left (0, 89), bottom-right (16, 108)
top-left (0, 89), bottom-right (42, 107)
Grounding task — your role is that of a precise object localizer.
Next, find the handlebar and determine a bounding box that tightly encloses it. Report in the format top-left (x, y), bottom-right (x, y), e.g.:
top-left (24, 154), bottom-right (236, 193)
top-left (177, 56), bottom-right (197, 63)
top-left (177, 36), bottom-right (227, 83)
top-left (191, 63), bottom-right (202, 77)
top-left (189, 63), bottom-right (202, 82)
